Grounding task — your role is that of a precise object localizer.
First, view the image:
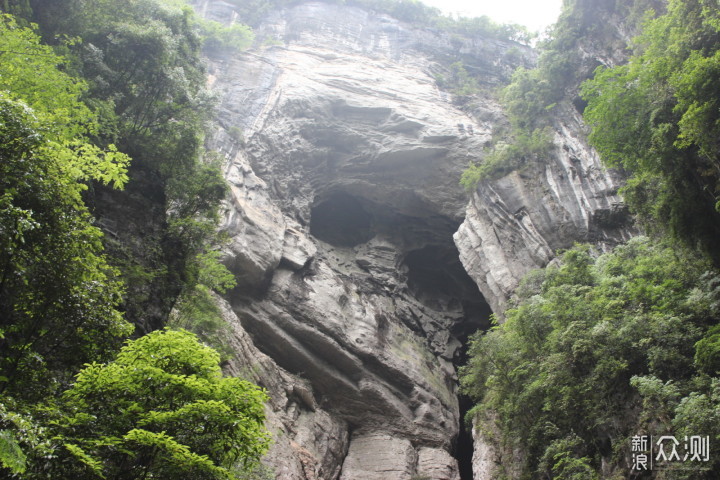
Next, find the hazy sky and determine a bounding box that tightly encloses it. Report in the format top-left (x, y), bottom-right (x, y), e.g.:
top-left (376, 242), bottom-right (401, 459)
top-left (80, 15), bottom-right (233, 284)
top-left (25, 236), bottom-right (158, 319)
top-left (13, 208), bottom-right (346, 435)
top-left (419, 0), bottom-right (564, 33)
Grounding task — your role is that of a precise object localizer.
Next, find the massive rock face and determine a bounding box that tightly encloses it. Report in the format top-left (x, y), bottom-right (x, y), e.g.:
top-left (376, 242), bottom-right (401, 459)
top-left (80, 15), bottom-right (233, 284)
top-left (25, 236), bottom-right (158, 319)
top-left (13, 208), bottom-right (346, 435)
top-left (455, 103), bottom-right (634, 314)
top-left (188, 1), bottom-right (634, 478)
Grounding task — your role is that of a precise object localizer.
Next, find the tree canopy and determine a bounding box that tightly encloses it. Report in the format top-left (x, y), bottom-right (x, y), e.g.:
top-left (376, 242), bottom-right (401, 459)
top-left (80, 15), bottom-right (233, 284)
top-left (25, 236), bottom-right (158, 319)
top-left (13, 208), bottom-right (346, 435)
top-left (0, 15), bottom-right (132, 400)
top-left (52, 329), bottom-right (270, 480)
top-left (582, 0), bottom-right (720, 263)
top-left (2, 329), bottom-right (270, 478)
top-left (0, 3), bottom-right (270, 478)
top-left (461, 238), bottom-right (720, 479)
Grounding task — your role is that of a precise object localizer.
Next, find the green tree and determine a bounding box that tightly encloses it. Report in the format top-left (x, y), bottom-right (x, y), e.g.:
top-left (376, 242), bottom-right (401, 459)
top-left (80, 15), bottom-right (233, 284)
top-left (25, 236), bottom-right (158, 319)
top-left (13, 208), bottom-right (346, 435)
top-left (0, 14), bottom-right (94, 141)
top-left (2, 323), bottom-right (268, 479)
top-left (582, 0), bottom-right (720, 263)
top-left (0, 16), bottom-right (132, 400)
top-left (12, 329), bottom-right (270, 479)
top-left (461, 238), bottom-right (720, 477)
top-left (13, 0), bottom-right (236, 332)
top-left (199, 18), bottom-right (255, 51)
top-left (169, 249), bottom-right (237, 360)
top-left (460, 127), bottom-right (553, 188)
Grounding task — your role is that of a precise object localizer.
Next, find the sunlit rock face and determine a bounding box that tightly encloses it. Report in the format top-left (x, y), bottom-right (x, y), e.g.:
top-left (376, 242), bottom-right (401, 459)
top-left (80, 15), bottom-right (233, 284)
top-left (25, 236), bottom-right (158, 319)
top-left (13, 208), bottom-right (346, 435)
top-left (189, 1), bottom-right (633, 478)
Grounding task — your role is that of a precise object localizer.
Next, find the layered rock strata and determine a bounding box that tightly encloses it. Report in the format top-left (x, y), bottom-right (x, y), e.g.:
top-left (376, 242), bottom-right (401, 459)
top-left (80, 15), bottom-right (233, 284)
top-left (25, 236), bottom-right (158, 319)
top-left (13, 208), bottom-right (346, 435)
top-left (188, 1), bottom-right (634, 478)
top-left (455, 104), bottom-right (634, 314)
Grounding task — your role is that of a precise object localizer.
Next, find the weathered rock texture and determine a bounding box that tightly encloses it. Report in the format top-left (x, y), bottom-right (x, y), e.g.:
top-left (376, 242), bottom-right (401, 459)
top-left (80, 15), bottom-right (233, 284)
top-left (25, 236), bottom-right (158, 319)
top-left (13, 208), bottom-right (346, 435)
top-left (188, 1), bottom-right (635, 478)
top-left (455, 104), bottom-right (634, 314)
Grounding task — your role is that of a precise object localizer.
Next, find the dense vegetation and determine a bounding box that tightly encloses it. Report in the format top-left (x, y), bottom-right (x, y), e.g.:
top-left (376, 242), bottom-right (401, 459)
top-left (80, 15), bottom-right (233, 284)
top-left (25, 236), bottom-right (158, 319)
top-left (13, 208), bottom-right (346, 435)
top-left (461, 0), bottom-right (720, 478)
top-left (461, 0), bottom-right (662, 188)
top-left (461, 239), bottom-right (720, 478)
top-left (582, 0), bottom-right (720, 264)
top-left (0, 0), bottom-right (269, 477)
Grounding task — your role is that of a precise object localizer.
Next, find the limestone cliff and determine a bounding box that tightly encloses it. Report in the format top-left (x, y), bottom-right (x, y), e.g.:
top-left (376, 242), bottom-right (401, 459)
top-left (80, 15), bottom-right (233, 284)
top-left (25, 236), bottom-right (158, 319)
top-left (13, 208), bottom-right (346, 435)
top-left (454, 102), bottom-right (634, 315)
top-left (188, 1), bottom-right (634, 478)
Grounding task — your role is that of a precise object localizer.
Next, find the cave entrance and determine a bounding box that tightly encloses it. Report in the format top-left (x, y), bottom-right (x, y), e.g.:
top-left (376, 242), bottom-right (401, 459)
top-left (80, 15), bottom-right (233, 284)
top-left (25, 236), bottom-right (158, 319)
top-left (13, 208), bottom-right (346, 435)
top-left (403, 244), bottom-right (491, 346)
top-left (402, 244), bottom-right (491, 479)
top-left (309, 189), bottom-right (490, 477)
top-left (310, 192), bottom-right (373, 247)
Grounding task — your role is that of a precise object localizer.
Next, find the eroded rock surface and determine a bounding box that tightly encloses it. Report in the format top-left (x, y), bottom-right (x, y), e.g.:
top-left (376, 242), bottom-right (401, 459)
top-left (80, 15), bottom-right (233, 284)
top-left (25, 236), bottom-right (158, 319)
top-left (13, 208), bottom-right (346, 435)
top-left (455, 104), bottom-right (634, 314)
top-left (188, 1), bottom-right (635, 478)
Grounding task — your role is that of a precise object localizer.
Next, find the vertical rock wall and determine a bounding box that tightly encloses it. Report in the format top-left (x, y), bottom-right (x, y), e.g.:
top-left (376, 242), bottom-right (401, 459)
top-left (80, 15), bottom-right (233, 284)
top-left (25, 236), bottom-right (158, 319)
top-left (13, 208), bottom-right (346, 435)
top-left (455, 104), bottom-right (634, 315)
top-left (189, 1), bottom-right (635, 478)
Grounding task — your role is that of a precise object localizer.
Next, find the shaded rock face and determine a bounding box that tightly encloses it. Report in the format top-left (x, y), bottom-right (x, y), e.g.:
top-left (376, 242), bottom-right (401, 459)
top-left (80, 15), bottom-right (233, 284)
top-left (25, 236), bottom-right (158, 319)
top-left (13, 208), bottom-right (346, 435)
top-left (189, 1), bottom-right (634, 478)
top-left (91, 164), bottom-right (183, 334)
top-left (455, 104), bottom-right (635, 315)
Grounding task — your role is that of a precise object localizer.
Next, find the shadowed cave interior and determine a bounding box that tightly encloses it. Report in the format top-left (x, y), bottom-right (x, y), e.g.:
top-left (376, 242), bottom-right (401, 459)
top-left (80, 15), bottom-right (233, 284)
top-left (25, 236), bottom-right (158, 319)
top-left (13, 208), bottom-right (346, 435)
top-left (310, 190), bottom-right (490, 478)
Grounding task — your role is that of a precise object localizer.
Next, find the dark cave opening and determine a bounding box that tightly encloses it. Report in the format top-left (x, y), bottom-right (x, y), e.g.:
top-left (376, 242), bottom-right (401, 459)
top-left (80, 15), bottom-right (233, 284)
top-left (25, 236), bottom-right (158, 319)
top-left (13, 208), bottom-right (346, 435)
top-left (456, 395), bottom-right (476, 480)
top-left (308, 192), bottom-right (490, 477)
top-left (403, 245), bottom-right (491, 341)
top-left (403, 244), bottom-right (491, 479)
top-left (309, 192), bottom-right (373, 247)
top-left (453, 327), bottom-right (487, 480)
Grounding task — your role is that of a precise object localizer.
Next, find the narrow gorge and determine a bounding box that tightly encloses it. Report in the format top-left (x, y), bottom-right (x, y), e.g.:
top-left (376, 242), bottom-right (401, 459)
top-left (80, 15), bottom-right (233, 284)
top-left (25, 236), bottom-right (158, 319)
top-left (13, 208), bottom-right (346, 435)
top-left (7, 0), bottom-right (720, 478)
top-left (186, 1), bottom-right (635, 478)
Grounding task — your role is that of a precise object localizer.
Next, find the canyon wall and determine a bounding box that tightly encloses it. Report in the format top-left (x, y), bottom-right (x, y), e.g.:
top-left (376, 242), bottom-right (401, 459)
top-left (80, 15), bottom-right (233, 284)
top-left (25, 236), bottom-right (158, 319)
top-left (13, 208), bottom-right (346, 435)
top-left (189, 1), bottom-right (634, 478)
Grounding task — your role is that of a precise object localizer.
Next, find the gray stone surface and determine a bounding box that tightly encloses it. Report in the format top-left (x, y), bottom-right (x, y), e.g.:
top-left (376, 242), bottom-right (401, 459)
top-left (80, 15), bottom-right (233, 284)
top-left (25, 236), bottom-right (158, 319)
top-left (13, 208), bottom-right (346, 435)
top-left (219, 294), bottom-right (349, 479)
top-left (454, 104), bottom-right (634, 314)
top-left (186, 1), bottom-right (637, 478)
top-left (339, 434), bottom-right (417, 480)
top-left (417, 447), bottom-right (461, 480)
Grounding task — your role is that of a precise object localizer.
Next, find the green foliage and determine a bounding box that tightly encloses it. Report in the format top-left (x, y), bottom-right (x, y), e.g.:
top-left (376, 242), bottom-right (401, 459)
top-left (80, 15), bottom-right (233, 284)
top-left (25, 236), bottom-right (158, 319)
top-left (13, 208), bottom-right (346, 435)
top-left (0, 14), bottom-right (92, 140)
top-left (0, 400), bottom-right (52, 477)
top-left (0, 6), bottom-right (269, 479)
top-left (199, 18), bottom-right (255, 51)
top-left (459, 0), bottom-right (661, 192)
top-left (460, 127), bottom-right (553, 189)
top-left (538, 434), bottom-right (598, 480)
top-left (0, 429), bottom-right (26, 474)
top-left (457, 0), bottom-right (598, 191)
top-left (497, 0), bottom-right (645, 134)
top-left (460, 238), bottom-right (720, 478)
top-left (0, 96), bottom-right (132, 398)
top-left (71, 0), bottom-right (233, 301)
top-left (170, 250), bottom-right (237, 360)
top-left (82, 2), bottom-right (211, 153)
top-left (0, 0), bottom-right (31, 19)
top-left (14, 0), bottom-right (234, 331)
top-left (582, 0), bottom-right (720, 263)
top-left (54, 329), bottom-right (270, 479)
top-left (0, 3), bottom-right (274, 479)
top-left (434, 61), bottom-right (480, 99)
top-left (23, 0), bottom-right (213, 174)
top-left (501, 66), bottom-right (559, 132)
top-left (696, 325), bottom-right (720, 375)
top-left (168, 285), bottom-right (233, 360)
top-left (229, 126), bottom-right (246, 145)
top-left (166, 155), bottom-right (229, 259)
top-left (2, 329), bottom-right (270, 479)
